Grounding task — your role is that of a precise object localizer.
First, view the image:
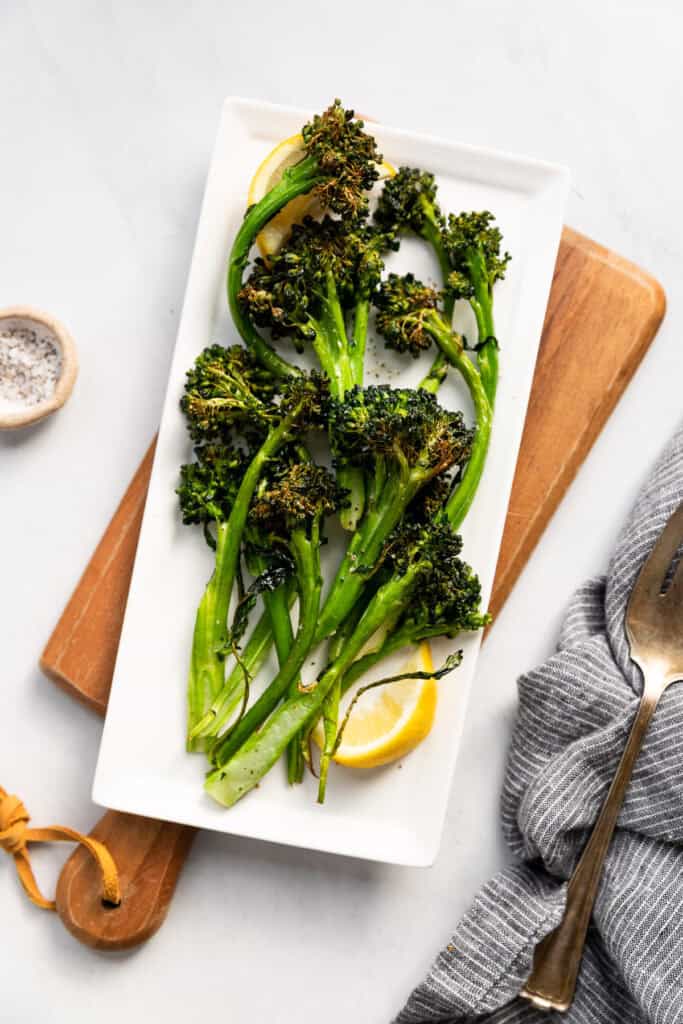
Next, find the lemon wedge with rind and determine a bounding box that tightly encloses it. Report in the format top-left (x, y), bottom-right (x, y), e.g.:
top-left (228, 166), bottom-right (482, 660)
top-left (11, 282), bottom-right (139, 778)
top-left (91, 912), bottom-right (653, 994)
top-left (313, 641), bottom-right (437, 769)
top-left (248, 134), bottom-right (396, 259)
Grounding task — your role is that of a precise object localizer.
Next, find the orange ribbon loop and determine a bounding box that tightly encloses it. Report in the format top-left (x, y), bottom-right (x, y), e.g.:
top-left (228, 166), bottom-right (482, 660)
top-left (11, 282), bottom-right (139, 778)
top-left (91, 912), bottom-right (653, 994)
top-left (0, 786), bottom-right (120, 911)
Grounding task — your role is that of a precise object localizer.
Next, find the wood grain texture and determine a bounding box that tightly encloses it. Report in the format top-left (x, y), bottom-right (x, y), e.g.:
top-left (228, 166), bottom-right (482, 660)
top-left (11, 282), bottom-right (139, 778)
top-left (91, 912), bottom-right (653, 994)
top-left (40, 441), bottom-right (157, 714)
top-left (40, 226), bottom-right (665, 952)
top-left (55, 811), bottom-right (196, 951)
top-left (489, 228), bottom-right (666, 617)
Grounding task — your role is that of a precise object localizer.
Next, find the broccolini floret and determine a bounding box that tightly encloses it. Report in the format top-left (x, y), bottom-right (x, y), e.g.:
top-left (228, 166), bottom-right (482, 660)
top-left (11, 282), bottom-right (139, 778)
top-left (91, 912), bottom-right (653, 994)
top-left (374, 272), bottom-right (444, 357)
top-left (238, 217), bottom-right (389, 382)
top-left (179, 346), bottom-right (329, 749)
top-left (250, 461), bottom-right (346, 537)
top-left (177, 444), bottom-right (248, 527)
top-left (227, 101), bottom-right (382, 377)
top-left (180, 343), bottom-right (278, 443)
top-left (211, 462), bottom-right (345, 774)
top-left (329, 384), bottom-right (472, 480)
top-left (442, 210), bottom-right (510, 403)
top-left (313, 384), bottom-right (473, 644)
top-left (374, 272), bottom-right (493, 530)
top-left (374, 167), bottom-right (448, 278)
top-left (238, 215), bottom-right (395, 530)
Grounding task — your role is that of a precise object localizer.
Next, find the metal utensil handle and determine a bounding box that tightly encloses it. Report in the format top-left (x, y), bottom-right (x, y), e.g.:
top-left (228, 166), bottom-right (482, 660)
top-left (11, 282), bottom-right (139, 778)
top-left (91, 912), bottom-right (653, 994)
top-left (520, 683), bottom-right (660, 1011)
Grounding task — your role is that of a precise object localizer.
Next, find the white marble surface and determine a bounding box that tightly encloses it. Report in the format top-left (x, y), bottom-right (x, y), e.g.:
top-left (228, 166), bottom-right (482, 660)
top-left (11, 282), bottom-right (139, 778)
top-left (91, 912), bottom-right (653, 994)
top-left (1, 1), bottom-right (682, 1021)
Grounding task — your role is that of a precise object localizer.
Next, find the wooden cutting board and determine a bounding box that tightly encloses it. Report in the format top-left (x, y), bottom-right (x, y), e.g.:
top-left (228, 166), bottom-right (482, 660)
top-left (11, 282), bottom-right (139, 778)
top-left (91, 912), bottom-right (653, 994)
top-left (40, 226), bottom-right (665, 951)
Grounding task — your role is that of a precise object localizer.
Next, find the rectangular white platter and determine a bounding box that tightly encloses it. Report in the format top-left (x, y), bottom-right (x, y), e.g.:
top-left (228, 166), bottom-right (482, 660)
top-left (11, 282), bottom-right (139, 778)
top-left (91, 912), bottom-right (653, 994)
top-left (93, 98), bottom-right (569, 866)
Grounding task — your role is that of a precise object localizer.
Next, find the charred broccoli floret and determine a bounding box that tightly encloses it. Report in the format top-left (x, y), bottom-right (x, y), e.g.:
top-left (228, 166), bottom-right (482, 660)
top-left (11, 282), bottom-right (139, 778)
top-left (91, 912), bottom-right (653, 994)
top-left (180, 343), bottom-right (279, 442)
top-left (403, 474), bottom-right (453, 525)
top-left (300, 101), bottom-right (381, 219)
top-left (180, 358), bottom-right (329, 750)
top-left (374, 273), bottom-right (493, 531)
top-left (250, 462), bottom-right (345, 537)
top-left (375, 167), bottom-right (439, 234)
top-left (177, 444), bottom-right (247, 529)
top-left (212, 461), bottom-right (346, 774)
top-left (443, 211), bottom-right (510, 300)
top-left (386, 520), bottom-right (489, 640)
top-left (374, 167), bottom-right (448, 278)
top-left (442, 210), bottom-right (510, 402)
top-left (374, 272), bottom-right (445, 357)
top-left (312, 385), bottom-right (473, 644)
top-left (329, 384), bottom-right (472, 481)
top-left (239, 215), bottom-right (394, 530)
top-left (227, 101), bottom-right (382, 377)
top-left (374, 175), bottom-right (510, 404)
top-left (238, 216), bottom-right (392, 386)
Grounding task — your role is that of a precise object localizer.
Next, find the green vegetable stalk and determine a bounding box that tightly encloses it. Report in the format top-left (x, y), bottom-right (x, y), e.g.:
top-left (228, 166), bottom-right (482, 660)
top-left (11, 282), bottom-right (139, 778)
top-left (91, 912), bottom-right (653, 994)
top-left (227, 100), bottom-right (381, 381)
top-left (180, 111), bottom-right (511, 806)
top-left (210, 463), bottom-right (343, 766)
top-left (177, 349), bottom-right (327, 748)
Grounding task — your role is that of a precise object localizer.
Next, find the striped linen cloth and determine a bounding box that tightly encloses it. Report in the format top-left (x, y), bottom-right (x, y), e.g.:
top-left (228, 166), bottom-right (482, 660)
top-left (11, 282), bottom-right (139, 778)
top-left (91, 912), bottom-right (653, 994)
top-left (396, 426), bottom-right (683, 1024)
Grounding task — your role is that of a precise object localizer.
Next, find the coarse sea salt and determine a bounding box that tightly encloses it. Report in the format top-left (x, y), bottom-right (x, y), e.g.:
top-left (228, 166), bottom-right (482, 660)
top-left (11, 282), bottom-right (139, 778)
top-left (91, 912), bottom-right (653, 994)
top-left (0, 324), bottom-right (62, 411)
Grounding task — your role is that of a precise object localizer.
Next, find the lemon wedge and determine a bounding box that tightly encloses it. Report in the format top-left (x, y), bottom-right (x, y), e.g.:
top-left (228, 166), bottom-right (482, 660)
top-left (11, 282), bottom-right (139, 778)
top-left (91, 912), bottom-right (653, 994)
top-left (313, 642), bottom-right (437, 769)
top-left (248, 133), bottom-right (396, 259)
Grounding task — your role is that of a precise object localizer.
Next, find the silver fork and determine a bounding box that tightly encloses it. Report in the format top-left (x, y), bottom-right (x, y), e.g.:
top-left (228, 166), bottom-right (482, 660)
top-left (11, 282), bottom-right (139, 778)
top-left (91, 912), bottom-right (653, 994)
top-left (520, 500), bottom-right (683, 1012)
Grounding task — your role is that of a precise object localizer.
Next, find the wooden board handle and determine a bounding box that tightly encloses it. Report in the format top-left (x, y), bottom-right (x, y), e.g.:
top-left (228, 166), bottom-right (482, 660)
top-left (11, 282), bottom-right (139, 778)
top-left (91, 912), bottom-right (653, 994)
top-left (40, 227), bottom-right (665, 952)
top-left (55, 811), bottom-right (196, 951)
top-left (40, 441), bottom-right (197, 950)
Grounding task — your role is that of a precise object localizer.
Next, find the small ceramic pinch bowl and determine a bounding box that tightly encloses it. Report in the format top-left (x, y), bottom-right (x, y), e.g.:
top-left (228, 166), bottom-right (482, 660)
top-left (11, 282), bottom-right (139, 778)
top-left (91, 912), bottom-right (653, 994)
top-left (0, 306), bottom-right (78, 429)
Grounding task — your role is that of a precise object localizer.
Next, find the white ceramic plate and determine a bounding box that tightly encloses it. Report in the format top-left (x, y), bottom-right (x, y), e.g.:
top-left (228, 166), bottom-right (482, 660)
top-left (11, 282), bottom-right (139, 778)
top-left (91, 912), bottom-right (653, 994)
top-left (93, 98), bottom-right (569, 866)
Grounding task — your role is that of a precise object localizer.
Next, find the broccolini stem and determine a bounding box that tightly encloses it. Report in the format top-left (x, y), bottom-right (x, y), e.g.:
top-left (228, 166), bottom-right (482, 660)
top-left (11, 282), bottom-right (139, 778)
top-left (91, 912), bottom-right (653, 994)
top-left (419, 351), bottom-right (448, 394)
top-left (317, 677), bottom-right (340, 802)
top-left (338, 467), bottom-right (366, 533)
top-left (477, 335), bottom-right (498, 407)
top-left (263, 587), bottom-right (294, 665)
top-left (186, 523), bottom-right (230, 751)
top-left (185, 407), bottom-right (307, 749)
top-left (286, 519), bottom-right (321, 784)
top-left (302, 575), bottom-right (377, 767)
top-left (310, 275), bottom-right (351, 397)
top-left (192, 588), bottom-right (296, 744)
top-left (313, 471), bottom-right (414, 644)
top-left (313, 275), bottom-right (366, 533)
top-left (318, 622), bottom-right (355, 791)
top-left (340, 625), bottom-right (430, 694)
top-left (365, 455), bottom-right (387, 511)
top-left (212, 527), bottom-right (323, 769)
top-left (287, 722), bottom-right (306, 784)
top-left (420, 205), bottom-right (450, 286)
top-left (336, 294), bottom-right (372, 532)
top-left (423, 314), bottom-right (493, 531)
top-left (470, 290), bottom-right (497, 404)
top-left (417, 197), bottom-right (456, 392)
top-left (205, 565), bottom-right (423, 807)
top-left (448, 366), bottom-right (491, 528)
top-left (310, 327), bottom-right (340, 389)
top-left (211, 416), bottom-right (299, 639)
top-left (249, 549), bottom-right (295, 668)
top-left (350, 295), bottom-right (370, 383)
top-left (322, 271), bottom-right (355, 392)
top-left (227, 155), bottom-right (320, 378)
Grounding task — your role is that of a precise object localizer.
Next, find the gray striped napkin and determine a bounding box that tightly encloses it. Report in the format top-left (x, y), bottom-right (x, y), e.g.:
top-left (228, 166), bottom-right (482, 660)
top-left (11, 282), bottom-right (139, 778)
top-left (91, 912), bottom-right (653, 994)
top-left (395, 425), bottom-right (683, 1024)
